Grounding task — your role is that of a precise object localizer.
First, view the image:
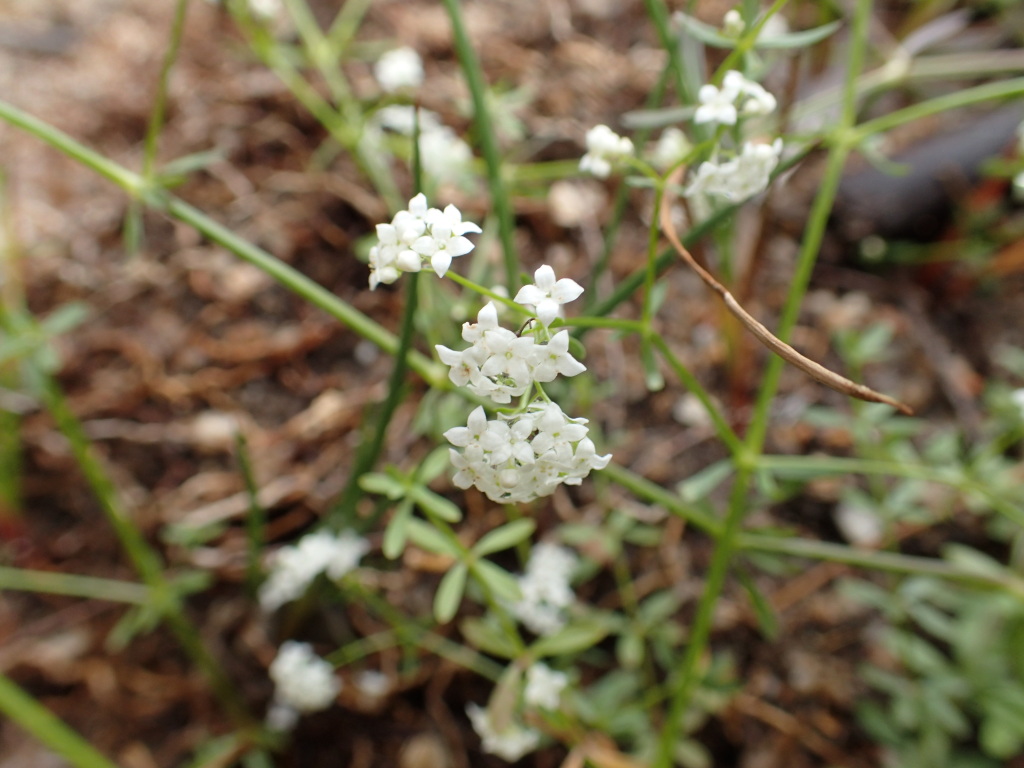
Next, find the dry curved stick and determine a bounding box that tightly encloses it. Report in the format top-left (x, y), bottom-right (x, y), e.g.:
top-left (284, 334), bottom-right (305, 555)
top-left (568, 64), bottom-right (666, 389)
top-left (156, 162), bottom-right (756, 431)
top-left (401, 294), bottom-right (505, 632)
top-left (659, 166), bottom-right (913, 416)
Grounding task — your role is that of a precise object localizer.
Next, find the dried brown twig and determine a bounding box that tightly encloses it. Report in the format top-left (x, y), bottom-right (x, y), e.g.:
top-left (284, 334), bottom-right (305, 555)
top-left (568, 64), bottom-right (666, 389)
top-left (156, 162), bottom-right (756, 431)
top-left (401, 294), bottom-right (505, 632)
top-left (659, 166), bottom-right (913, 416)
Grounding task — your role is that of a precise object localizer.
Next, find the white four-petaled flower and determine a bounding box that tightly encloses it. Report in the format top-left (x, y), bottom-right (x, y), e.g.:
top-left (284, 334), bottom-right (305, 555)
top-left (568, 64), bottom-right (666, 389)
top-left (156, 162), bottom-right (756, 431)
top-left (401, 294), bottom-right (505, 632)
top-left (514, 265), bottom-right (584, 327)
top-left (579, 124), bottom-right (634, 178)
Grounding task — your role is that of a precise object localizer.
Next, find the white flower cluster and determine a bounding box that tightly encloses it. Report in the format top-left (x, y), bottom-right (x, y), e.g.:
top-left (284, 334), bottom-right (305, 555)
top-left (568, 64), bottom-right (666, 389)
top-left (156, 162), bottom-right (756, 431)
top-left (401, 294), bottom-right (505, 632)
top-left (374, 47), bottom-right (424, 92)
top-left (510, 541), bottom-right (578, 635)
top-left (259, 529), bottom-right (370, 612)
top-left (466, 703), bottom-right (541, 761)
top-left (267, 641), bottom-right (340, 731)
top-left (445, 402), bottom-right (610, 504)
top-left (579, 124), bottom-right (634, 178)
top-left (695, 70), bottom-right (777, 126)
top-left (524, 662), bottom-right (569, 710)
top-left (368, 193), bottom-right (482, 289)
top-left (436, 301), bottom-right (585, 404)
top-left (686, 138), bottom-right (783, 202)
top-left (370, 106), bottom-right (474, 185)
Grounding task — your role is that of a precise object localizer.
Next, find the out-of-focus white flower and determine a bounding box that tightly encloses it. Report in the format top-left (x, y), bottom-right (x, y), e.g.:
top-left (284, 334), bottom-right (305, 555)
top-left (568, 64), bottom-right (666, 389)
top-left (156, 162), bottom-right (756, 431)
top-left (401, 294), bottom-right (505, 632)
top-left (650, 127), bottom-right (692, 171)
top-left (524, 663), bottom-right (568, 710)
top-left (685, 139), bottom-right (783, 202)
top-left (695, 70), bottom-right (776, 126)
top-left (1013, 172), bottom-right (1024, 203)
top-left (514, 265), bottom-right (584, 327)
top-left (267, 641), bottom-right (340, 730)
top-left (420, 126), bottom-right (474, 184)
top-left (510, 542), bottom-right (578, 635)
top-left (1011, 388), bottom-right (1024, 416)
top-left (374, 46), bottom-right (424, 92)
top-left (249, 0), bottom-right (282, 19)
top-left (372, 105), bottom-right (443, 136)
top-left (579, 124), bottom-right (634, 178)
top-left (722, 9), bottom-right (744, 36)
top-left (466, 703), bottom-right (541, 761)
top-left (259, 529), bottom-right (370, 611)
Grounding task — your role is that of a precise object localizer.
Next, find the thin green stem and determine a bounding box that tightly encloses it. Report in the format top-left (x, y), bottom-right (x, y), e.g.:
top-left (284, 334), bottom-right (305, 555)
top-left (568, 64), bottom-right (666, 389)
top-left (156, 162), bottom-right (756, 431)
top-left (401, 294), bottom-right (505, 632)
top-left (853, 77), bottom-right (1024, 139)
top-left (441, 0), bottom-right (518, 290)
top-left (0, 566), bottom-right (150, 604)
top-left (736, 534), bottom-right (1024, 599)
top-left (126, 0), bottom-right (190, 253)
top-left (653, 2), bottom-right (874, 762)
top-left (26, 365), bottom-right (252, 727)
top-left (597, 462), bottom-right (721, 537)
top-left (0, 674), bottom-right (124, 768)
top-left (649, 335), bottom-right (744, 457)
top-left (234, 432), bottom-right (265, 596)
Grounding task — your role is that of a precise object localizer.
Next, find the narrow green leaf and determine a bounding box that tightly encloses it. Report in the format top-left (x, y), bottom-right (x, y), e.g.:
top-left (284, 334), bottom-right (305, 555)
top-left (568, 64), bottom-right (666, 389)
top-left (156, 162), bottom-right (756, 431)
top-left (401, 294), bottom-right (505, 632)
top-left (736, 566), bottom-right (779, 640)
top-left (530, 619), bottom-right (610, 658)
top-left (673, 11), bottom-right (841, 50)
top-left (434, 563), bottom-right (468, 624)
top-left (472, 560), bottom-right (521, 603)
top-left (677, 459), bottom-right (733, 503)
top-left (406, 518), bottom-right (462, 557)
top-left (460, 616), bottom-right (520, 659)
top-left (408, 485), bottom-right (462, 523)
top-left (417, 445), bottom-right (451, 482)
top-left (473, 519), bottom-right (536, 557)
top-left (382, 500), bottom-right (414, 560)
top-left (359, 472), bottom-right (406, 500)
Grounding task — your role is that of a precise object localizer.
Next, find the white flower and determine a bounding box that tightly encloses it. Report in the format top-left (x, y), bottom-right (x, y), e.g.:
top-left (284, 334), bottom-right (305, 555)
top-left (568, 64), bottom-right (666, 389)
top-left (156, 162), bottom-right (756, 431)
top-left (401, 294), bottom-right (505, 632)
top-left (524, 663), bottom-right (568, 710)
top-left (650, 127), bottom-right (692, 171)
top-left (368, 194), bottom-right (481, 287)
top-left (579, 124), bottom-right (634, 178)
top-left (420, 126), bottom-right (474, 184)
top-left (249, 0), bottom-right (282, 20)
top-left (695, 81), bottom-right (740, 126)
top-left (514, 265), bottom-right (584, 327)
top-left (1011, 388), bottom-right (1024, 417)
top-left (443, 403), bottom-right (609, 504)
top-left (685, 139), bottom-right (783, 202)
top-left (695, 71), bottom-right (776, 126)
top-left (268, 641), bottom-right (340, 725)
top-left (511, 542), bottom-right (578, 635)
top-left (374, 47), bottom-right (424, 92)
top-left (529, 330), bottom-right (586, 382)
top-left (259, 530), bottom-right (370, 611)
top-left (466, 703), bottom-right (541, 761)
top-left (722, 9), bottom-right (744, 36)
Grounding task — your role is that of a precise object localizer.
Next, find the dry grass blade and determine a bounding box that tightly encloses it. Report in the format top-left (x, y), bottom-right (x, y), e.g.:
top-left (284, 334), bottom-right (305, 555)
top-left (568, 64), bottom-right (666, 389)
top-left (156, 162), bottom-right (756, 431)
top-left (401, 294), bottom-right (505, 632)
top-left (659, 166), bottom-right (913, 416)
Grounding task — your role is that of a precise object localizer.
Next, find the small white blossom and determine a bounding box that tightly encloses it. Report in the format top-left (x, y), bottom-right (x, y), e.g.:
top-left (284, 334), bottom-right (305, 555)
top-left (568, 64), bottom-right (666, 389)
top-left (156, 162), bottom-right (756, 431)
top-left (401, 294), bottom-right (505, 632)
top-left (514, 265), bottom-right (584, 327)
top-left (374, 47), bottom-right (424, 92)
top-left (368, 194), bottom-right (481, 287)
top-left (267, 641), bottom-right (340, 730)
top-left (650, 127), bottom-right (692, 171)
top-left (579, 124), bottom-right (634, 178)
top-left (722, 9), bottom-right (744, 36)
top-left (249, 0), bottom-right (282, 20)
top-left (1011, 388), bottom-right (1024, 417)
top-left (511, 542), bottom-right (578, 635)
top-left (695, 70), bottom-right (776, 126)
top-left (466, 703), bottom-right (541, 761)
top-left (443, 402), bottom-right (608, 504)
top-left (685, 139), bottom-right (783, 202)
top-left (420, 126), bottom-right (474, 184)
top-left (436, 302), bottom-right (585, 405)
top-left (259, 530), bottom-right (370, 612)
top-left (524, 663), bottom-right (568, 710)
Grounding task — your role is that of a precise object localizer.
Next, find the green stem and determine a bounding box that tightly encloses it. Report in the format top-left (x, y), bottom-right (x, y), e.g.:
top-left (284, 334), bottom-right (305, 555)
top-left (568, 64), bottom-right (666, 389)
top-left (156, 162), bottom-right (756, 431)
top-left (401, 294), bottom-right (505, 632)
top-left (853, 76), bottom-right (1024, 139)
top-left (0, 674), bottom-right (124, 768)
top-left (597, 462), bottom-right (721, 537)
top-left (126, 0), bottom-right (190, 253)
top-left (0, 567), bottom-right (149, 604)
top-left (653, 2), bottom-right (874, 763)
top-left (0, 98), bottom-right (447, 385)
top-left (737, 535), bottom-right (1024, 598)
top-left (441, 0), bottom-right (518, 290)
top-left (28, 365), bottom-right (252, 727)
top-left (650, 335), bottom-right (744, 457)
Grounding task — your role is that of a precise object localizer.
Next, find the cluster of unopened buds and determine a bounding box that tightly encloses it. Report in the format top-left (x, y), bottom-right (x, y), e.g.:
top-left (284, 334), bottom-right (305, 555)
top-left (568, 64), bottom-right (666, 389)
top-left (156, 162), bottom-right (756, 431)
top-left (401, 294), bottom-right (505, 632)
top-left (438, 266), bottom-right (611, 503)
